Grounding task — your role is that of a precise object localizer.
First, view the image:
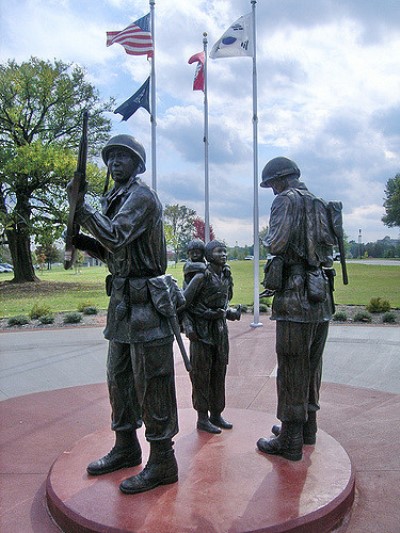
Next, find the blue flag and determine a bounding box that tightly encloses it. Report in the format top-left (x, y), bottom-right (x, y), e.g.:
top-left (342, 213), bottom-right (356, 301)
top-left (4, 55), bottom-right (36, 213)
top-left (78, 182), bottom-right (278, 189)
top-left (114, 77), bottom-right (150, 121)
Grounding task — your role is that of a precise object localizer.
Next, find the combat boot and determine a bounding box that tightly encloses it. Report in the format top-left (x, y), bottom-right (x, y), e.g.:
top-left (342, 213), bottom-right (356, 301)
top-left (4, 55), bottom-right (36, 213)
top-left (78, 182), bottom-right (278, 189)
top-left (271, 411), bottom-right (317, 445)
top-left (303, 411), bottom-right (317, 445)
top-left (87, 430), bottom-right (142, 476)
top-left (209, 412), bottom-right (233, 430)
top-left (257, 422), bottom-right (303, 461)
top-left (119, 439), bottom-right (178, 494)
top-left (196, 411), bottom-right (222, 434)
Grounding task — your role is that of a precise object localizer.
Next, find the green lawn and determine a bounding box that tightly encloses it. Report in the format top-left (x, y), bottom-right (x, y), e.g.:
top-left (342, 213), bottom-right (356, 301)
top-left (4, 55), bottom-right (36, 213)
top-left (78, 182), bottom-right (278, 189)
top-left (0, 260), bottom-right (399, 318)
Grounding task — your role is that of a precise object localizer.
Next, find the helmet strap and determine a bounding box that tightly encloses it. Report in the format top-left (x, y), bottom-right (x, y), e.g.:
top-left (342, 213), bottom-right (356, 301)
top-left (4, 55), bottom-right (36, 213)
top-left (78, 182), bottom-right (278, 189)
top-left (103, 167), bottom-right (111, 196)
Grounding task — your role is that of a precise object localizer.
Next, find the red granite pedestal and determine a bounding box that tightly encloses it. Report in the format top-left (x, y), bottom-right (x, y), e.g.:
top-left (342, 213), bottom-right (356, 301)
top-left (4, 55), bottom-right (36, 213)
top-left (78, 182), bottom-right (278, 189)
top-left (46, 408), bottom-right (355, 533)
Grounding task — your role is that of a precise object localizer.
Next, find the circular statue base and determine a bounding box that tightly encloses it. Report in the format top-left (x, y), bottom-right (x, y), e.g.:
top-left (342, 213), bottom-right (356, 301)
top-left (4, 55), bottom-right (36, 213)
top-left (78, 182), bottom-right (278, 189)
top-left (46, 408), bottom-right (354, 533)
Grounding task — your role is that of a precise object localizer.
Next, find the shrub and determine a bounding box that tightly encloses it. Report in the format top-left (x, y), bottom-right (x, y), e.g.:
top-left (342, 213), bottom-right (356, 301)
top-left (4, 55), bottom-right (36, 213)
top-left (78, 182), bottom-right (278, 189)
top-left (366, 297), bottom-right (391, 313)
top-left (259, 304), bottom-right (269, 313)
top-left (382, 312), bottom-right (397, 324)
top-left (77, 301), bottom-right (95, 312)
top-left (63, 312), bottom-right (82, 324)
top-left (82, 306), bottom-right (98, 315)
top-left (333, 311), bottom-right (347, 322)
top-left (353, 310), bottom-right (372, 323)
top-left (30, 303), bottom-right (51, 320)
top-left (8, 315), bottom-right (30, 327)
top-left (39, 314), bottom-right (55, 325)
top-left (241, 305), bottom-right (248, 313)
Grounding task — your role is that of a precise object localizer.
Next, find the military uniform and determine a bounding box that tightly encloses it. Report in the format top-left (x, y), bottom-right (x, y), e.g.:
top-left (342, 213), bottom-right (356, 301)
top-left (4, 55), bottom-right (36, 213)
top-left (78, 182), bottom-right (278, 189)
top-left (265, 182), bottom-right (334, 423)
top-left (75, 176), bottom-right (178, 443)
top-left (257, 157), bottom-right (338, 461)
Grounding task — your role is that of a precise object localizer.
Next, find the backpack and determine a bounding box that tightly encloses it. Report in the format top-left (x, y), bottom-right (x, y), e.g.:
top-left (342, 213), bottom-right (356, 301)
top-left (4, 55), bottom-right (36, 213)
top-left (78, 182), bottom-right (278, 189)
top-left (295, 190), bottom-right (338, 267)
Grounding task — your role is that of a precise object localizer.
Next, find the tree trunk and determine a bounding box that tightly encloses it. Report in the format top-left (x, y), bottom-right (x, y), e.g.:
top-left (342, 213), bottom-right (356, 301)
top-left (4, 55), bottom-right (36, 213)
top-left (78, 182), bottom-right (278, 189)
top-left (7, 226), bottom-right (39, 283)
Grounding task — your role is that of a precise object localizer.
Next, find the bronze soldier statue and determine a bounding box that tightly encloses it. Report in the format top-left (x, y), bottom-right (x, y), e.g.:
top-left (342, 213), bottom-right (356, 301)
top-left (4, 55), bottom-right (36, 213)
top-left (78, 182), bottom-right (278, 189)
top-left (67, 134), bottom-right (181, 494)
top-left (181, 240), bottom-right (241, 434)
top-left (257, 157), bottom-right (338, 461)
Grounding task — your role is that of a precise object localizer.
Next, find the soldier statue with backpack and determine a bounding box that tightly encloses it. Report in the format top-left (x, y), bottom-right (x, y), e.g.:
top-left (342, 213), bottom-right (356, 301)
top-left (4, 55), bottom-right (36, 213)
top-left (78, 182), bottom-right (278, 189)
top-left (257, 157), bottom-right (347, 461)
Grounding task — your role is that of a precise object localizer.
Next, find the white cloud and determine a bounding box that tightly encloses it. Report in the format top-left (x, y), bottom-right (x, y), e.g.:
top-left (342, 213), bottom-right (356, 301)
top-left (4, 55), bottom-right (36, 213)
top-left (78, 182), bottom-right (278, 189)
top-left (1, 0), bottom-right (400, 246)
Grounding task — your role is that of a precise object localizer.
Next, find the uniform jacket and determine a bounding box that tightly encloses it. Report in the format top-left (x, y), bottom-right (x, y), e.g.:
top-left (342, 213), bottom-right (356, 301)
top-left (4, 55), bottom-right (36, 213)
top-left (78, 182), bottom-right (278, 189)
top-left (265, 182), bottom-right (334, 323)
top-left (75, 176), bottom-right (174, 343)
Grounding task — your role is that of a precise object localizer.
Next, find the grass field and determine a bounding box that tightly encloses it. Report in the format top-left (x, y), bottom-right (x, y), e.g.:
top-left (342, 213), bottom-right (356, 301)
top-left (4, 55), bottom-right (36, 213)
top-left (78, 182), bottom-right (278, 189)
top-left (0, 260), bottom-right (399, 318)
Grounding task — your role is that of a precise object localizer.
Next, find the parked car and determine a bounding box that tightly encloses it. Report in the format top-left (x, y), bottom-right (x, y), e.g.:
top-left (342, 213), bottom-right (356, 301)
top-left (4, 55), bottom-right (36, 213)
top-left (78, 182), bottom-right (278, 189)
top-left (244, 255), bottom-right (254, 260)
top-left (0, 263), bottom-right (13, 273)
top-left (333, 253), bottom-right (341, 261)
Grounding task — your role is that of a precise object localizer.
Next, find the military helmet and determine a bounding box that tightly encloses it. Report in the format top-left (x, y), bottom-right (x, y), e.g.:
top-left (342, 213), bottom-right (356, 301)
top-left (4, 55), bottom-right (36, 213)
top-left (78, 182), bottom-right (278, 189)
top-left (260, 157), bottom-right (300, 188)
top-left (102, 134), bottom-right (146, 174)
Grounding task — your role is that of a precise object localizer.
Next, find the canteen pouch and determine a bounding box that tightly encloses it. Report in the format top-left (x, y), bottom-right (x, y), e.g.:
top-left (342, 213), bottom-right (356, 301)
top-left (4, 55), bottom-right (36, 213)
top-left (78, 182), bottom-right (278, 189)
top-left (306, 268), bottom-right (326, 303)
top-left (262, 256), bottom-right (284, 291)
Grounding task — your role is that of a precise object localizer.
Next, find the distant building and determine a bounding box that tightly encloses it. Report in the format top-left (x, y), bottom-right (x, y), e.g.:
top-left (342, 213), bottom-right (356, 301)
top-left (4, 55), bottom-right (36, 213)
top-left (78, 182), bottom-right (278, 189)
top-left (377, 236), bottom-right (400, 246)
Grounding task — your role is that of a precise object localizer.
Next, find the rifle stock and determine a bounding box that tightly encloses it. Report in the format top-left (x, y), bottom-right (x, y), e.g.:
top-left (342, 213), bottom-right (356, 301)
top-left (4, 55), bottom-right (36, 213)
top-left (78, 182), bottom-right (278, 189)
top-left (64, 110), bottom-right (89, 270)
top-left (328, 201), bottom-right (349, 285)
top-left (337, 236), bottom-right (348, 285)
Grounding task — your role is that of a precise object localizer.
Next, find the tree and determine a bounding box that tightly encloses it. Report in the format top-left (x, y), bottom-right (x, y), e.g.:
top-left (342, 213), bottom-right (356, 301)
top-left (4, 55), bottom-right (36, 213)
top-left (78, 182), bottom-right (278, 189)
top-left (164, 204), bottom-right (196, 262)
top-left (35, 243), bottom-right (62, 270)
top-left (192, 217), bottom-right (215, 242)
top-left (0, 57), bottom-right (113, 282)
top-left (382, 174), bottom-right (400, 228)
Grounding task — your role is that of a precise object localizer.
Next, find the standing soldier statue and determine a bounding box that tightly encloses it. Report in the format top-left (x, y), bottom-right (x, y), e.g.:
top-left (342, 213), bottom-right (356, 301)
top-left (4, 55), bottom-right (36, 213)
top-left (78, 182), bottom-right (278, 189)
top-left (257, 157), bottom-right (345, 461)
top-left (67, 134), bottom-right (183, 494)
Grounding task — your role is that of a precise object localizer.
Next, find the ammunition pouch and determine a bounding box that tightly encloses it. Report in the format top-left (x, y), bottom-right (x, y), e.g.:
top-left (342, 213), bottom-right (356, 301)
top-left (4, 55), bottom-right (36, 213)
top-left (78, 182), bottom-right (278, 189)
top-left (262, 256), bottom-right (284, 291)
top-left (306, 268), bottom-right (327, 304)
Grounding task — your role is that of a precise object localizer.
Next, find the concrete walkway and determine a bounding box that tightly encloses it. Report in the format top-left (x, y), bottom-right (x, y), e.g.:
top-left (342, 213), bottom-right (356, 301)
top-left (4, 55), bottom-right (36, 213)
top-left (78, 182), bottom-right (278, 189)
top-left (1, 322), bottom-right (399, 400)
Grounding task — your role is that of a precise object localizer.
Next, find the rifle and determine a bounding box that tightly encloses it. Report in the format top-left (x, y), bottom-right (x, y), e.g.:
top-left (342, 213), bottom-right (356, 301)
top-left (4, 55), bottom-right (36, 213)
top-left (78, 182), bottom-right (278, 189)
top-left (328, 201), bottom-right (349, 285)
top-left (64, 110), bottom-right (89, 270)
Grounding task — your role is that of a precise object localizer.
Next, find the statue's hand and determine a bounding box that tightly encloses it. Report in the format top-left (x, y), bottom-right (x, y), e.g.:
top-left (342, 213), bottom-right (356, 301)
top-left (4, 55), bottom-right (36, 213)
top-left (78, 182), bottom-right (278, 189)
top-left (66, 179), bottom-right (87, 208)
top-left (226, 305), bottom-right (242, 321)
top-left (204, 308), bottom-right (226, 320)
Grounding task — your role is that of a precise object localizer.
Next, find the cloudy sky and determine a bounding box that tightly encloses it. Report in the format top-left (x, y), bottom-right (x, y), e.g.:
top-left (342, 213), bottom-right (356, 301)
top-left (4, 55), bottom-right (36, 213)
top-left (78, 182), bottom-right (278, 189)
top-left (1, 0), bottom-right (400, 246)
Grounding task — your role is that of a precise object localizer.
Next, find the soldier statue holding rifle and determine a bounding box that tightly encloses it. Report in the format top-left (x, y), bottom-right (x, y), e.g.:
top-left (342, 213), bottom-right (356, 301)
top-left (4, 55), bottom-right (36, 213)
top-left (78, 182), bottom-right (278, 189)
top-left (257, 157), bottom-right (347, 462)
top-left (66, 127), bottom-right (184, 495)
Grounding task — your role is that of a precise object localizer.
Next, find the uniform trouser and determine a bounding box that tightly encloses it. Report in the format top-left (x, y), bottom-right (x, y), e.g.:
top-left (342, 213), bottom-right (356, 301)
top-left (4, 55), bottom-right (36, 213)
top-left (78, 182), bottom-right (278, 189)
top-left (107, 339), bottom-right (178, 442)
top-left (189, 340), bottom-right (227, 414)
top-left (275, 320), bottom-right (329, 423)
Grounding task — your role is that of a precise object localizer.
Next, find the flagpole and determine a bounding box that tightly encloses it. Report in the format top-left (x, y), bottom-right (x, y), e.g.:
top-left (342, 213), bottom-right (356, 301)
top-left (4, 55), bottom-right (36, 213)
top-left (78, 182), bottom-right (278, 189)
top-left (149, 0), bottom-right (157, 191)
top-left (250, 0), bottom-right (262, 328)
top-left (203, 33), bottom-right (210, 244)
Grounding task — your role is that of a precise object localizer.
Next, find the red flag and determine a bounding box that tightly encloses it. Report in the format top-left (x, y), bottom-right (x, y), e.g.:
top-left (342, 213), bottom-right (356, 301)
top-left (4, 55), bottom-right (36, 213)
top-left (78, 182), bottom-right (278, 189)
top-left (188, 51), bottom-right (205, 91)
top-left (107, 13), bottom-right (154, 58)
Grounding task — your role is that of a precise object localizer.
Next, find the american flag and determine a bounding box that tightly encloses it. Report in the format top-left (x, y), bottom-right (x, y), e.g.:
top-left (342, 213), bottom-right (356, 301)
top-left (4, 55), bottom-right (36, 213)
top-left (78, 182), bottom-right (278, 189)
top-left (106, 13), bottom-right (154, 58)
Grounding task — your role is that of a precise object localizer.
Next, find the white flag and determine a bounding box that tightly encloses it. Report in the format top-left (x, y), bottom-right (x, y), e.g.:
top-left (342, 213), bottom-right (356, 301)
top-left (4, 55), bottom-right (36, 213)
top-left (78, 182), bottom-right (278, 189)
top-left (210, 13), bottom-right (253, 59)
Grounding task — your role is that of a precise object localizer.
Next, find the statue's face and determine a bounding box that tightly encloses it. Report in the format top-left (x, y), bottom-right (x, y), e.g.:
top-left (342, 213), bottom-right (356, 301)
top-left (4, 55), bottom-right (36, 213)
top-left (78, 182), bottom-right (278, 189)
top-left (269, 177), bottom-right (287, 195)
top-left (107, 148), bottom-right (138, 184)
top-left (188, 248), bottom-right (204, 262)
top-left (210, 245), bottom-right (227, 266)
